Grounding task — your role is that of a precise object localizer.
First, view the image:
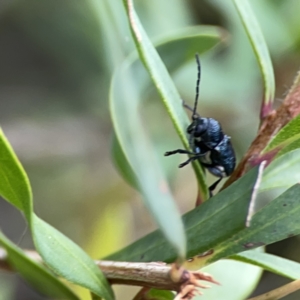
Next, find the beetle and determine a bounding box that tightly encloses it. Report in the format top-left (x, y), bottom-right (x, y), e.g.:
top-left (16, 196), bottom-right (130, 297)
top-left (164, 54), bottom-right (236, 195)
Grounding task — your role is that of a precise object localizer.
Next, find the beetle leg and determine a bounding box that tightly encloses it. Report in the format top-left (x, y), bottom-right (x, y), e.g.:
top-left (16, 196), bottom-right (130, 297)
top-left (164, 149), bottom-right (195, 156)
top-left (165, 149), bottom-right (209, 168)
top-left (178, 151), bottom-right (208, 168)
top-left (178, 156), bottom-right (199, 168)
top-left (200, 163), bottom-right (225, 197)
top-left (208, 177), bottom-right (222, 197)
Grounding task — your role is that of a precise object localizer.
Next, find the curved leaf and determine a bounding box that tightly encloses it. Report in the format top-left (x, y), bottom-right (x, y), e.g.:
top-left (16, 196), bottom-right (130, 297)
top-left (122, 0), bottom-right (210, 200)
top-left (233, 251), bottom-right (300, 280)
top-left (32, 216), bottom-right (112, 299)
top-left (260, 149), bottom-right (300, 193)
top-left (0, 128), bottom-right (114, 300)
top-left (106, 166), bottom-right (261, 264)
top-left (110, 0), bottom-right (189, 259)
top-left (111, 25), bottom-right (225, 190)
top-left (200, 258), bottom-right (262, 300)
top-left (0, 231), bottom-right (79, 300)
top-left (0, 128), bottom-right (32, 217)
top-left (233, 0), bottom-right (275, 118)
top-left (111, 133), bottom-right (138, 190)
top-left (107, 174), bottom-right (300, 269)
top-left (155, 26), bottom-right (226, 74)
top-left (139, 289), bottom-right (175, 300)
top-left (209, 184), bottom-right (300, 263)
top-left (276, 138), bottom-right (300, 158)
top-left (110, 59), bottom-right (186, 259)
top-left (263, 114), bottom-right (300, 154)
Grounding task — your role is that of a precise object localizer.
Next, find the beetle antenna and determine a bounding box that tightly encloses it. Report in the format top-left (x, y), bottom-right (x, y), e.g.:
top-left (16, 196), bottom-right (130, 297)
top-left (192, 53), bottom-right (201, 120)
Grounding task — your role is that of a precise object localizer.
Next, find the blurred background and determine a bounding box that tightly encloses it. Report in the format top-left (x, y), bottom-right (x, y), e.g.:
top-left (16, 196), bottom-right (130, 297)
top-left (0, 0), bottom-right (300, 299)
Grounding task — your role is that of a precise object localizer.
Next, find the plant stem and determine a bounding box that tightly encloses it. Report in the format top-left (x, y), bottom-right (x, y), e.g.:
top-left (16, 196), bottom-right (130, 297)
top-left (248, 279), bottom-right (300, 300)
top-left (0, 247), bottom-right (216, 293)
top-left (223, 71), bottom-right (300, 189)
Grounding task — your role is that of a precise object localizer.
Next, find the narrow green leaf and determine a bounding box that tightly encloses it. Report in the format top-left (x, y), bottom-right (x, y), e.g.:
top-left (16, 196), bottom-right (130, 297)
top-left (276, 139), bottom-right (300, 158)
top-left (155, 25), bottom-right (226, 74)
top-left (263, 114), bottom-right (300, 154)
top-left (144, 289), bottom-right (175, 300)
top-left (209, 184), bottom-right (300, 263)
top-left (110, 0), bottom-right (188, 259)
top-left (0, 231), bottom-right (79, 300)
top-left (32, 215), bottom-right (113, 300)
top-left (122, 0), bottom-right (208, 199)
top-left (106, 166), bottom-right (260, 263)
top-left (233, 0), bottom-right (275, 118)
top-left (200, 258), bottom-right (262, 300)
top-left (260, 149), bottom-right (300, 193)
top-left (0, 128), bottom-right (32, 217)
top-left (110, 59), bottom-right (186, 259)
top-left (111, 133), bottom-right (138, 190)
top-left (233, 251), bottom-right (300, 280)
top-left (91, 292), bottom-right (103, 300)
top-left (111, 26), bottom-right (224, 189)
top-left (0, 129), bottom-right (114, 299)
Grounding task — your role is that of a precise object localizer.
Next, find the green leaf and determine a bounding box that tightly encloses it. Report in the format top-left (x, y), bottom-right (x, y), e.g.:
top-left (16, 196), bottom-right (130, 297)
top-left (0, 129), bottom-right (114, 300)
top-left (233, 251), bottom-right (300, 280)
top-left (263, 114), bottom-right (300, 154)
top-left (110, 0), bottom-right (188, 259)
top-left (106, 166), bottom-right (261, 264)
top-left (260, 149), bottom-right (300, 192)
top-left (155, 25), bottom-right (226, 74)
top-left (32, 216), bottom-right (113, 300)
top-left (111, 133), bottom-right (139, 190)
top-left (111, 57), bottom-right (186, 259)
top-left (91, 292), bottom-right (103, 300)
top-left (276, 138), bottom-right (300, 158)
top-left (122, 0), bottom-right (208, 200)
top-left (111, 25), bottom-right (224, 190)
top-left (233, 0), bottom-right (275, 118)
top-left (0, 231), bottom-right (79, 300)
top-left (200, 258), bottom-right (262, 300)
top-left (0, 127), bottom-right (32, 217)
top-left (209, 184), bottom-right (300, 263)
top-left (144, 289), bottom-right (175, 300)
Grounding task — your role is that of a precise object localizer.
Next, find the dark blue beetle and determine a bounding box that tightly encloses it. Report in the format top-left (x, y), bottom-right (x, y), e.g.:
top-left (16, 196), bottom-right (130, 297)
top-left (165, 54), bottom-right (236, 195)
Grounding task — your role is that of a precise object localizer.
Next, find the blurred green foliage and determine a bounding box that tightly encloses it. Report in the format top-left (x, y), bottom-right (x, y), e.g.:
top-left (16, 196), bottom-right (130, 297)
top-left (1, 0), bottom-right (300, 299)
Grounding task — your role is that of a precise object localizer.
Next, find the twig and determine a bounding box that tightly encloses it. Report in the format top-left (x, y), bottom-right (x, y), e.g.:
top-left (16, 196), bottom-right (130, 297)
top-left (223, 71), bottom-right (300, 189)
top-left (97, 260), bottom-right (180, 290)
top-left (248, 279), bottom-right (300, 300)
top-left (96, 260), bottom-right (218, 295)
top-left (0, 247), bottom-right (218, 297)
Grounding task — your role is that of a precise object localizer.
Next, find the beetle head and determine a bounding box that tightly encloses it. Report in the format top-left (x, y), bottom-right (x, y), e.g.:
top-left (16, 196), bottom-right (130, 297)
top-left (187, 117), bottom-right (208, 137)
